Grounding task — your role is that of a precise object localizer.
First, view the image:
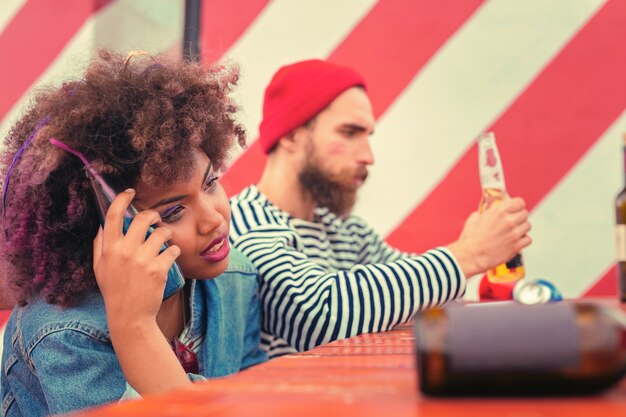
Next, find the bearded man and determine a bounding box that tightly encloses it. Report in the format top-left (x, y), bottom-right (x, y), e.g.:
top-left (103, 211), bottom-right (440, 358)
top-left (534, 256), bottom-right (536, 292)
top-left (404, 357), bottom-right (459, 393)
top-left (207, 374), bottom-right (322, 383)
top-left (229, 59), bottom-right (531, 358)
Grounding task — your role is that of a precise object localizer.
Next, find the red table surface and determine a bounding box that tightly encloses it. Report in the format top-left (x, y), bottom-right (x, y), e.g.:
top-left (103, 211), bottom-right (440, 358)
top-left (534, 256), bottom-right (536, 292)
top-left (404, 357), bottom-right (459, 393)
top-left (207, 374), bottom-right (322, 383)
top-left (69, 300), bottom-right (626, 417)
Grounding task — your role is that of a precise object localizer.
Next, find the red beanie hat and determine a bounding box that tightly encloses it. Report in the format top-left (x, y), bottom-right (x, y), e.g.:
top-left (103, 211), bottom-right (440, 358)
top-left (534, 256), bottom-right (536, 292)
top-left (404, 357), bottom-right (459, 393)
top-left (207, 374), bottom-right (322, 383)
top-left (258, 59), bottom-right (367, 153)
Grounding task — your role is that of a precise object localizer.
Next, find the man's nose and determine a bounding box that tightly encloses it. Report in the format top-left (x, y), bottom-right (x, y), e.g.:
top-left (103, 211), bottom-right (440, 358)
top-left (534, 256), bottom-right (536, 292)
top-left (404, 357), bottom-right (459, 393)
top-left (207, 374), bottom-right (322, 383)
top-left (357, 139), bottom-right (375, 165)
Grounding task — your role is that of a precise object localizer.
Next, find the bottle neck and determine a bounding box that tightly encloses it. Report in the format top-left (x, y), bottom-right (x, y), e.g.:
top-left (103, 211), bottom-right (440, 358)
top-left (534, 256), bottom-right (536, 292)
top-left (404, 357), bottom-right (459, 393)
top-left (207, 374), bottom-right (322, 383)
top-left (478, 135), bottom-right (507, 191)
top-left (480, 188), bottom-right (507, 212)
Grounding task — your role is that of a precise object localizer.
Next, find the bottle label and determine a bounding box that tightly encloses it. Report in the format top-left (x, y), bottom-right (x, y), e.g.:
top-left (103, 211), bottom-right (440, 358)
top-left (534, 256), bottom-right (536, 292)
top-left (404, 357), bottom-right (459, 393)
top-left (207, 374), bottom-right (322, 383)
top-left (446, 303), bottom-right (580, 373)
top-left (616, 225), bottom-right (626, 262)
top-left (478, 133), bottom-right (507, 191)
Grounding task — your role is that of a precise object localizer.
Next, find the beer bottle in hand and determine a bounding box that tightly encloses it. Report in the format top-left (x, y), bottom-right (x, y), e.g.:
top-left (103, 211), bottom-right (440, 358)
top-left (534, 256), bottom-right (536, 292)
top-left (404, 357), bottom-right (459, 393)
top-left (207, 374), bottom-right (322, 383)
top-left (615, 133), bottom-right (626, 302)
top-left (478, 132), bottom-right (525, 283)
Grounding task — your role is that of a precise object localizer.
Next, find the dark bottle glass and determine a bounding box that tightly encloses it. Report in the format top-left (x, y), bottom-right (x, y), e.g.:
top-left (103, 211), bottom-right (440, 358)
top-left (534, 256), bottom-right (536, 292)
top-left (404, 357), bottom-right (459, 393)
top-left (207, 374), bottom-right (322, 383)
top-left (615, 133), bottom-right (626, 302)
top-left (415, 302), bottom-right (626, 396)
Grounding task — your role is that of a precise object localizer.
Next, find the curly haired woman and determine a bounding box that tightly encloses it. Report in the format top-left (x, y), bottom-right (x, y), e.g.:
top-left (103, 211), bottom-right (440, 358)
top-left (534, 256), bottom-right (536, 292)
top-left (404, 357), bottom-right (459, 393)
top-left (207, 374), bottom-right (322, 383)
top-left (0, 50), bottom-right (266, 417)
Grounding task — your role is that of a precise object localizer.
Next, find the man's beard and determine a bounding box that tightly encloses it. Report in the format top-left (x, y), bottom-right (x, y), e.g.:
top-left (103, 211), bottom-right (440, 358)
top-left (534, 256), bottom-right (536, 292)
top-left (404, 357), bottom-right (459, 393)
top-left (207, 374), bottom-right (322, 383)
top-left (298, 158), bottom-right (367, 218)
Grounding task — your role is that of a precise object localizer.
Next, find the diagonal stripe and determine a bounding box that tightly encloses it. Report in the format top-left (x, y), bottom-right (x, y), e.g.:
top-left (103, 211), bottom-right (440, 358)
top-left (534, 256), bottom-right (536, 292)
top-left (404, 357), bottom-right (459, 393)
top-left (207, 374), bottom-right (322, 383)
top-left (222, 0), bottom-right (484, 195)
top-left (200, 0), bottom-right (270, 64)
top-left (386, 1), bottom-right (626, 258)
top-left (222, 143), bottom-right (266, 195)
top-left (0, 0), bottom-right (26, 35)
top-left (0, 0), bottom-right (113, 122)
top-left (583, 266), bottom-right (617, 297)
top-left (0, 310), bottom-right (9, 325)
top-left (328, 0), bottom-right (484, 119)
top-left (520, 110), bottom-right (626, 298)
top-left (354, 0), bottom-right (606, 237)
top-left (0, 310), bottom-right (9, 338)
top-left (0, 0), bottom-right (183, 148)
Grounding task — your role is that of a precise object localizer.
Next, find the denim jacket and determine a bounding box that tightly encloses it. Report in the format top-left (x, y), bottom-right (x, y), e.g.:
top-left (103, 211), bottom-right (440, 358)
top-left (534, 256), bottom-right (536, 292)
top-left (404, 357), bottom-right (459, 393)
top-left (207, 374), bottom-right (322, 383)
top-left (1, 248), bottom-right (267, 417)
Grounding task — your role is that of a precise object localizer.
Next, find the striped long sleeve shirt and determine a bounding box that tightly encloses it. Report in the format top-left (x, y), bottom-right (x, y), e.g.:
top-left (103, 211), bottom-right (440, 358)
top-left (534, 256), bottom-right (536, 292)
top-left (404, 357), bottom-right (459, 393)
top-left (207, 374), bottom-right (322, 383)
top-left (230, 185), bottom-right (466, 358)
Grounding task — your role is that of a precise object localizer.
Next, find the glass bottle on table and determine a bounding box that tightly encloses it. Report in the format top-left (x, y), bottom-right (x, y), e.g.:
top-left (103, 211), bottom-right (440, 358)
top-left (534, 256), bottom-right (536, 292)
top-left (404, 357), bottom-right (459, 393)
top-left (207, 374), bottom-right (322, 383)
top-left (615, 133), bottom-right (626, 302)
top-left (477, 132), bottom-right (525, 283)
top-left (415, 301), bottom-right (626, 396)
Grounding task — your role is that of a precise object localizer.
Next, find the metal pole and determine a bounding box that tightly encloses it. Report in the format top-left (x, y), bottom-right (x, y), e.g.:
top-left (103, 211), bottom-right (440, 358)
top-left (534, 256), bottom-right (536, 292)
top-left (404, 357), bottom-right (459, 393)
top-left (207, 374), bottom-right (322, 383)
top-left (183, 0), bottom-right (201, 62)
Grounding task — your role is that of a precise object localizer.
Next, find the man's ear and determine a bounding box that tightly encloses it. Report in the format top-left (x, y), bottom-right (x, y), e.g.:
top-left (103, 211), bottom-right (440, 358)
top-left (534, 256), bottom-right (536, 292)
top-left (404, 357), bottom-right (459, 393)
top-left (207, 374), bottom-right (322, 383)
top-left (276, 127), bottom-right (307, 153)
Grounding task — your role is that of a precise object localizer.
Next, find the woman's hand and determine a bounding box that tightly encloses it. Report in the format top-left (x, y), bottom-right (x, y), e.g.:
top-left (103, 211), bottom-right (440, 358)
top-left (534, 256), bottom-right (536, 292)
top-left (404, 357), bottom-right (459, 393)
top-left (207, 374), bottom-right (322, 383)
top-left (92, 189), bottom-right (190, 395)
top-left (92, 189), bottom-right (181, 331)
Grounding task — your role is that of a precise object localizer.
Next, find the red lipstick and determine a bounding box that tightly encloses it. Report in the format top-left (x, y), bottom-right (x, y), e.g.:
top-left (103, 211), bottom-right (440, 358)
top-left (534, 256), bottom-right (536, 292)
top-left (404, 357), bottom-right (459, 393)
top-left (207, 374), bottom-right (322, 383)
top-left (200, 234), bottom-right (230, 263)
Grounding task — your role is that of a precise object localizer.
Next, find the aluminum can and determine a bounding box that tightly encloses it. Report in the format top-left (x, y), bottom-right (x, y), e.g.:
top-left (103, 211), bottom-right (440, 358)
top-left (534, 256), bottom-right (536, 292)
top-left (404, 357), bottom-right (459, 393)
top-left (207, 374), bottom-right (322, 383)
top-left (513, 278), bottom-right (563, 305)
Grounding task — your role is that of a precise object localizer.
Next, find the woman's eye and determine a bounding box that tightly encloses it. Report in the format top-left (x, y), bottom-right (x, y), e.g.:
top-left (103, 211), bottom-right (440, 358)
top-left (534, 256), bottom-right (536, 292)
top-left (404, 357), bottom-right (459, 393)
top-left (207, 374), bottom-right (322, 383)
top-left (161, 205), bottom-right (184, 223)
top-left (203, 175), bottom-right (219, 192)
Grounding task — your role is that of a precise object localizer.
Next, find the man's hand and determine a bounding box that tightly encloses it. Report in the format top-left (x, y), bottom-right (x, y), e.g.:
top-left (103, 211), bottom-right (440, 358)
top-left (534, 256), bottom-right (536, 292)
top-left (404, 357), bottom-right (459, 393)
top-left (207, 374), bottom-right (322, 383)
top-left (446, 197), bottom-right (531, 277)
